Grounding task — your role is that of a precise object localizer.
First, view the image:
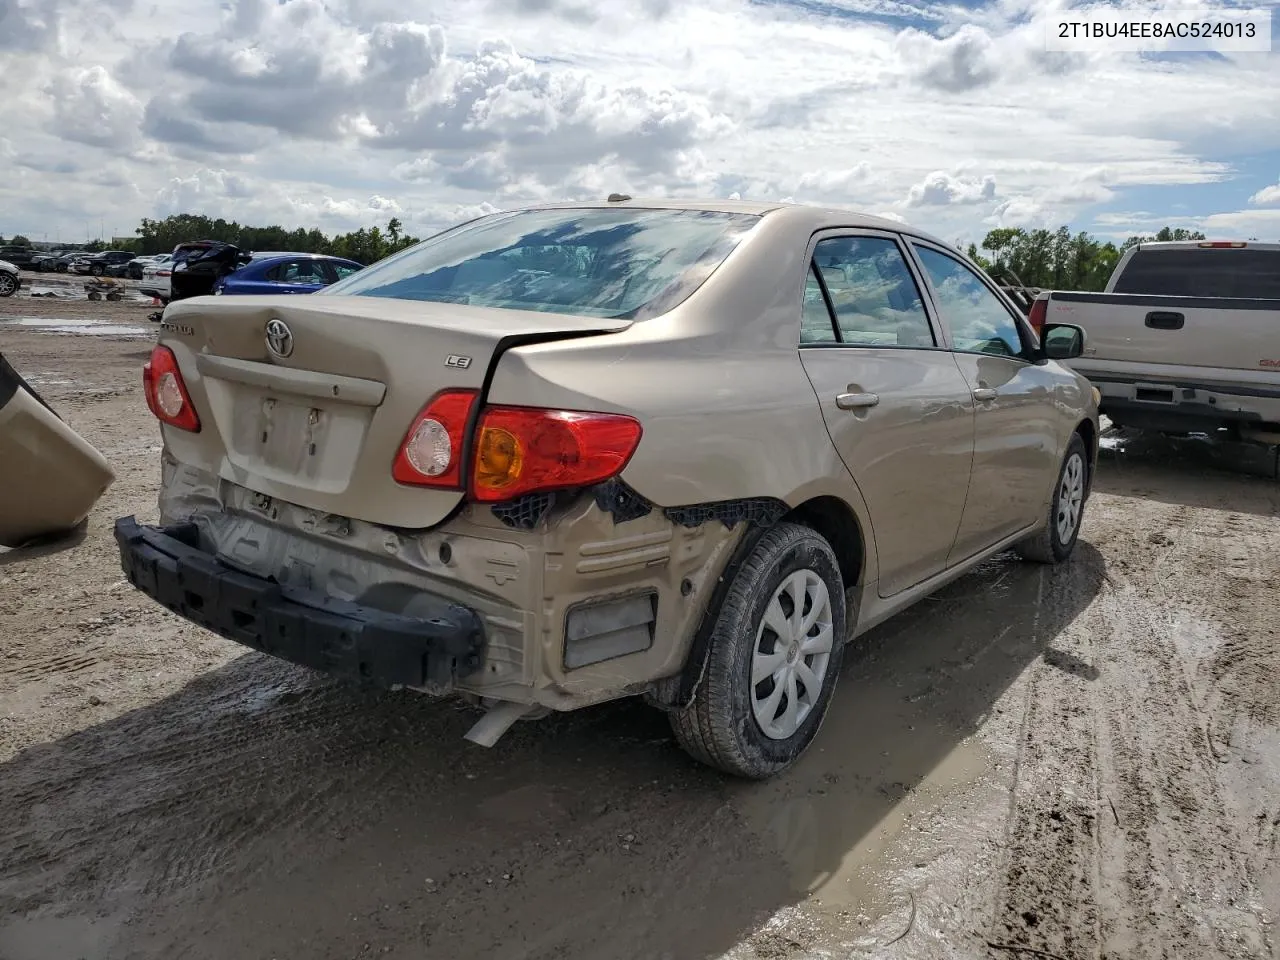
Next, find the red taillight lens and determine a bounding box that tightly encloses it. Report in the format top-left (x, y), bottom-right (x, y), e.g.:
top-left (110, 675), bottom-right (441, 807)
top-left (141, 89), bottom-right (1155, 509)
top-left (470, 406), bottom-right (642, 502)
top-left (1027, 295), bottom-right (1047, 334)
top-left (143, 345), bottom-right (200, 432)
top-left (392, 389), bottom-right (479, 488)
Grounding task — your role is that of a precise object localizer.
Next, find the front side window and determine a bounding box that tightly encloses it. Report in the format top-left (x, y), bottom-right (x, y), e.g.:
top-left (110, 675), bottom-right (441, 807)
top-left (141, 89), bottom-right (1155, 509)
top-left (322, 207), bottom-right (760, 320)
top-left (913, 246), bottom-right (1025, 358)
top-left (803, 237), bottom-right (935, 347)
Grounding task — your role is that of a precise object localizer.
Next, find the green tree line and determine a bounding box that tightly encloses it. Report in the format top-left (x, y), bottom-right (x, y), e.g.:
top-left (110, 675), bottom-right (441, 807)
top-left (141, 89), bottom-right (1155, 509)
top-left (4, 218), bottom-right (1217, 286)
top-left (965, 225), bottom-right (1206, 291)
top-left (123, 214), bottom-right (423, 264)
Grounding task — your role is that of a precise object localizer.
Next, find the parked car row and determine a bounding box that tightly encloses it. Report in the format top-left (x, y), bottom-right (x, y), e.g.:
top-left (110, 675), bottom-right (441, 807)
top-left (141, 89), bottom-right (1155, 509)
top-left (9, 247), bottom-right (161, 278)
top-left (139, 243), bottom-right (363, 303)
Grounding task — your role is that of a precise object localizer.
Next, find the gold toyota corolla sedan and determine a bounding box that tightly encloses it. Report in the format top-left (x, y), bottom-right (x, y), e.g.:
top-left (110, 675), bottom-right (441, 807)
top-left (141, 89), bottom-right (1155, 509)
top-left (115, 198), bottom-right (1099, 778)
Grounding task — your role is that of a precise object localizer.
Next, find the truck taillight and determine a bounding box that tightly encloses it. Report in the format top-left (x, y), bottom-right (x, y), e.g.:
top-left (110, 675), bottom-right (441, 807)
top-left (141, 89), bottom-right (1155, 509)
top-left (142, 345), bottom-right (200, 432)
top-left (1198, 241), bottom-right (1246, 248)
top-left (471, 406), bottom-right (642, 502)
top-left (1027, 295), bottom-right (1048, 334)
top-left (392, 389), bottom-right (479, 489)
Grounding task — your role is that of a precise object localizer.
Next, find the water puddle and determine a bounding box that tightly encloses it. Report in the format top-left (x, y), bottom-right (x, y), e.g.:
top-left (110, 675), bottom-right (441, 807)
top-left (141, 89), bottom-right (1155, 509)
top-left (732, 680), bottom-right (993, 920)
top-left (24, 286), bottom-right (78, 299)
top-left (0, 317), bottom-right (151, 337)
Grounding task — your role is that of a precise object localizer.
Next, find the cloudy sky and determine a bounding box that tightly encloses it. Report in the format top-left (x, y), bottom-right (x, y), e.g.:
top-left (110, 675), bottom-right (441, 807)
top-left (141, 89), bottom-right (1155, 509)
top-left (2, 0), bottom-right (1278, 248)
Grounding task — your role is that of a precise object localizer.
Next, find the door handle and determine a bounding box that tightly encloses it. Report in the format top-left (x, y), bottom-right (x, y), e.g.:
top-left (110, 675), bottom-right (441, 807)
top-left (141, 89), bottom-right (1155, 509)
top-left (972, 387), bottom-right (998, 402)
top-left (1145, 311), bottom-right (1184, 330)
top-left (835, 392), bottom-right (879, 410)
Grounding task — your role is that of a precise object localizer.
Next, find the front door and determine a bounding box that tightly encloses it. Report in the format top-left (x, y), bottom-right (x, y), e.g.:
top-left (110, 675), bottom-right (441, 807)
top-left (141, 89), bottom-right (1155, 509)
top-left (797, 233), bottom-right (977, 598)
top-left (909, 243), bottom-right (1062, 561)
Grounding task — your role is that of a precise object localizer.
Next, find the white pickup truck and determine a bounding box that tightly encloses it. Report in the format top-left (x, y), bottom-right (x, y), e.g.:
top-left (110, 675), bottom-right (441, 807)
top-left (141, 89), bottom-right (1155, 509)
top-left (1028, 241), bottom-right (1280, 442)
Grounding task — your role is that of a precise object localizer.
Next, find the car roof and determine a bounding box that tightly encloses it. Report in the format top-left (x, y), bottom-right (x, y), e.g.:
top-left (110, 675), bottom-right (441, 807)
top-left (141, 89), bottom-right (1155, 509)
top-left (250, 251), bottom-right (350, 260)
top-left (498, 197), bottom-right (947, 246)
top-left (247, 253), bottom-right (359, 265)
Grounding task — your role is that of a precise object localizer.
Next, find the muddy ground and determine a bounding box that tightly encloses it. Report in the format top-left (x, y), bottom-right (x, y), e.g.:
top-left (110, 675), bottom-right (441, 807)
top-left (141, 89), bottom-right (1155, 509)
top-left (1, 313), bottom-right (1277, 960)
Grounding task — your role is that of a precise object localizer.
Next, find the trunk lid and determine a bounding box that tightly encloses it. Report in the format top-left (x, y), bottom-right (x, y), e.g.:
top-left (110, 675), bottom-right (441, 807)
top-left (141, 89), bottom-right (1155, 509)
top-left (159, 295), bottom-right (633, 529)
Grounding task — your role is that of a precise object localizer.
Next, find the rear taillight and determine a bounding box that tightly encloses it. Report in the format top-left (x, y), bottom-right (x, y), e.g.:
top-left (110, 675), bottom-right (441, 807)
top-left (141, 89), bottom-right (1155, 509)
top-left (143, 345), bottom-right (200, 432)
top-left (1027, 295), bottom-right (1047, 334)
top-left (392, 389), bottom-right (479, 489)
top-left (1198, 241), bottom-right (1246, 248)
top-left (470, 406), bottom-right (642, 502)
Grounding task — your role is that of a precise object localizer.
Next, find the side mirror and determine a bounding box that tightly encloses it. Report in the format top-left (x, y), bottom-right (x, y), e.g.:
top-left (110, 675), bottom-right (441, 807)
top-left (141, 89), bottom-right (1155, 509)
top-left (1041, 322), bottom-right (1085, 361)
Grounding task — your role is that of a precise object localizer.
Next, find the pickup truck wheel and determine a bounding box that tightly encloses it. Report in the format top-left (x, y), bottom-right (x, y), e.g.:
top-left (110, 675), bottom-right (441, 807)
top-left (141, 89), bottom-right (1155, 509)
top-left (670, 522), bottom-right (846, 779)
top-left (1016, 433), bottom-right (1088, 564)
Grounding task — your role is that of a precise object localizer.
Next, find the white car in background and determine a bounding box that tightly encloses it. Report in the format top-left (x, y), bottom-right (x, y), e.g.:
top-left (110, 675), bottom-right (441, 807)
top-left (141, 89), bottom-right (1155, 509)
top-left (126, 253), bottom-right (172, 280)
top-left (139, 255), bottom-right (175, 301)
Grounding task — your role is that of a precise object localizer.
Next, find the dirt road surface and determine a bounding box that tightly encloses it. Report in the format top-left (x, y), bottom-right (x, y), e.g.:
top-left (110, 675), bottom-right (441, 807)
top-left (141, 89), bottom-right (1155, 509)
top-left (2, 316), bottom-right (1277, 960)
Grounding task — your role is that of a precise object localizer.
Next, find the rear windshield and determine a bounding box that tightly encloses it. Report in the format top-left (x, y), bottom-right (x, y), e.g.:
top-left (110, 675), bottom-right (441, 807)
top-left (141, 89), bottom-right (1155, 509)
top-left (321, 207), bottom-right (760, 319)
top-left (1113, 249), bottom-right (1280, 299)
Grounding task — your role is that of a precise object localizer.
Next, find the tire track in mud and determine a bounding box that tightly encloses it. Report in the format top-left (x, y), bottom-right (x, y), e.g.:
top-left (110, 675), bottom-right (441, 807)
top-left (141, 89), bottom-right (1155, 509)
top-left (0, 658), bottom-right (420, 915)
top-left (1083, 497), bottom-right (1274, 960)
top-left (988, 563), bottom-right (1102, 960)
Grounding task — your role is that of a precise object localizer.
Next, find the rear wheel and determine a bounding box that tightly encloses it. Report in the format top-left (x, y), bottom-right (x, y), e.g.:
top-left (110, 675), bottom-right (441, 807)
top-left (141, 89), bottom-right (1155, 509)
top-left (90, 264), bottom-right (104, 276)
top-left (1016, 433), bottom-right (1088, 564)
top-left (670, 522), bottom-right (846, 779)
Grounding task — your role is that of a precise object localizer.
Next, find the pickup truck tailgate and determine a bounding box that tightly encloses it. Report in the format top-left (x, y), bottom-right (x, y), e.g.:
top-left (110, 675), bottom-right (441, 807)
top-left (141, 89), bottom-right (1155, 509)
top-left (1046, 292), bottom-right (1280, 371)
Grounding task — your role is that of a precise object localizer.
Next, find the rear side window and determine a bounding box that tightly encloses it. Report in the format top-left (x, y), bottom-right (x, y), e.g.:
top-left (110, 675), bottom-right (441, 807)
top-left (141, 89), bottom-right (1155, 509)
top-left (322, 208), bottom-right (760, 320)
top-left (1114, 249), bottom-right (1280, 299)
top-left (802, 237), bottom-right (935, 347)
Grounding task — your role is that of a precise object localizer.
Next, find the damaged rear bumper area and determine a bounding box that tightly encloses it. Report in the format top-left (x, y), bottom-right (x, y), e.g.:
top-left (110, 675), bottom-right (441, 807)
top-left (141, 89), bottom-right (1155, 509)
top-left (114, 516), bottom-right (485, 692)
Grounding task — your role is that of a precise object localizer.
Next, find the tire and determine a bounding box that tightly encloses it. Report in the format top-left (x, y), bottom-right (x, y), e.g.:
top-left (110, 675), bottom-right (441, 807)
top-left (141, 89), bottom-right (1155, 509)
top-left (57, 263), bottom-right (68, 273)
top-left (1016, 432), bottom-right (1088, 564)
top-left (90, 264), bottom-right (104, 276)
top-left (0, 273), bottom-right (16, 297)
top-left (670, 522), bottom-right (847, 779)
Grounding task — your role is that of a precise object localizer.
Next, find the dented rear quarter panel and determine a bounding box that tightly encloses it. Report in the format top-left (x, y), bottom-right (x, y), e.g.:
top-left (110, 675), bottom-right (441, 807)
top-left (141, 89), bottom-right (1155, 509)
top-left (485, 207), bottom-right (883, 587)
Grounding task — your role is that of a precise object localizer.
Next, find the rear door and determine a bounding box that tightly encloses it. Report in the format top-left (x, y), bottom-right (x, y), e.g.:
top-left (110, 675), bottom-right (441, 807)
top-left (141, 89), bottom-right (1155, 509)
top-left (908, 242), bottom-right (1062, 560)
top-left (796, 231), bottom-right (976, 598)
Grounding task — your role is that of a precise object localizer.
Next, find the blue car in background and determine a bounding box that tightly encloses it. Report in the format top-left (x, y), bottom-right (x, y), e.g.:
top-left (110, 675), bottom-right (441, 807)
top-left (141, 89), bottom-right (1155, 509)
top-left (211, 253), bottom-right (364, 296)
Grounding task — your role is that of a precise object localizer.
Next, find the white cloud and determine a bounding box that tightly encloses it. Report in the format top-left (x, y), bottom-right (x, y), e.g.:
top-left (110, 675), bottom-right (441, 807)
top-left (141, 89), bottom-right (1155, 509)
top-left (45, 66), bottom-right (144, 150)
top-left (1250, 181), bottom-right (1280, 206)
top-left (906, 172), bottom-right (997, 207)
top-left (1194, 208), bottom-right (1280, 239)
top-left (0, 0), bottom-right (1277, 250)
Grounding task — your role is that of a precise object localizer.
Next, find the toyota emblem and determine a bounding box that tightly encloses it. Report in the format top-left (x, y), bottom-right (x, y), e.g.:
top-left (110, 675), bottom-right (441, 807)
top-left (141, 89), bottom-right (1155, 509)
top-left (265, 318), bottom-right (294, 358)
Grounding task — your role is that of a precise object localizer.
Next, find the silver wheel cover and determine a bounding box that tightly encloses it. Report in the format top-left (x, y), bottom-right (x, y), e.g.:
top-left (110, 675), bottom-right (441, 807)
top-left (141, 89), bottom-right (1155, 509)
top-left (750, 569), bottom-right (835, 740)
top-left (1056, 452), bottom-right (1085, 544)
